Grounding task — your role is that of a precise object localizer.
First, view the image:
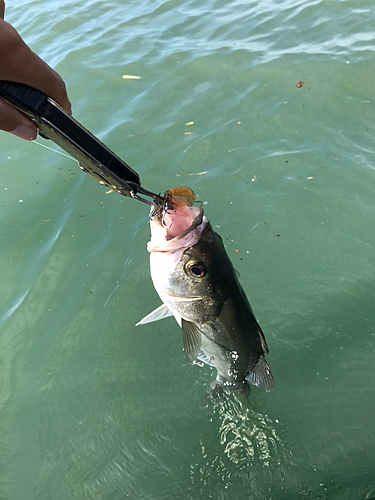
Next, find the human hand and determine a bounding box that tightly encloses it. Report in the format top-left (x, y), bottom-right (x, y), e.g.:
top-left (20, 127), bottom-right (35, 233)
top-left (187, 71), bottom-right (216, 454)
top-left (0, 8), bottom-right (71, 140)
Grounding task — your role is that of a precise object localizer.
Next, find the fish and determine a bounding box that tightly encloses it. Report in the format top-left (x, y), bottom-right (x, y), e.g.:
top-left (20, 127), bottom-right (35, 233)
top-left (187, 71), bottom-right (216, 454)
top-left (137, 186), bottom-right (274, 397)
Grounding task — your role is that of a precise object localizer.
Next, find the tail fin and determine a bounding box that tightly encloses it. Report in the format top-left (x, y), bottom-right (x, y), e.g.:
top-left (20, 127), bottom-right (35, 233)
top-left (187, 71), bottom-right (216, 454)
top-left (246, 356), bottom-right (274, 392)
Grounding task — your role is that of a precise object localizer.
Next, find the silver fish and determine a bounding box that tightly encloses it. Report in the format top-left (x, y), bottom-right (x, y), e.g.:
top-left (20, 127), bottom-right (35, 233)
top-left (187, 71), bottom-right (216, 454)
top-left (137, 188), bottom-right (274, 397)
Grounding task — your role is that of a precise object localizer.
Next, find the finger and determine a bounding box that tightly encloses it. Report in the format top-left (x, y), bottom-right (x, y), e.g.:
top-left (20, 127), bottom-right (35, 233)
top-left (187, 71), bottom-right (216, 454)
top-left (0, 1), bottom-right (4, 19)
top-left (0, 97), bottom-right (37, 140)
top-left (33, 63), bottom-right (72, 114)
top-left (14, 43), bottom-right (72, 114)
top-left (8, 50), bottom-right (72, 115)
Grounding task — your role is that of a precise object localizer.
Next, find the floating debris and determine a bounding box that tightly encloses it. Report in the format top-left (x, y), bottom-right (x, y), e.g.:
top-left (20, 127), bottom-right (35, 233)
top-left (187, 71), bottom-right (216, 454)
top-left (296, 81), bottom-right (305, 88)
top-left (122, 75), bottom-right (141, 80)
top-left (176, 171), bottom-right (208, 177)
top-left (185, 121), bottom-right (194, 126)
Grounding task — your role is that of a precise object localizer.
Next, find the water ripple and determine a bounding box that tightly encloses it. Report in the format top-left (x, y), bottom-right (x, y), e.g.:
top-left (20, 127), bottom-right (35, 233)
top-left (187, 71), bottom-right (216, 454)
top-left (2, 0), bottom-right (375, 498)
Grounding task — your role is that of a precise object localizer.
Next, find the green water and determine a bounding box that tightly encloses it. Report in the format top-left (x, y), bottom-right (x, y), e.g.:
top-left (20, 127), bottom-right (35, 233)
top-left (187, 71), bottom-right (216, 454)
top-left (1, 0), bottom-right (375, 498)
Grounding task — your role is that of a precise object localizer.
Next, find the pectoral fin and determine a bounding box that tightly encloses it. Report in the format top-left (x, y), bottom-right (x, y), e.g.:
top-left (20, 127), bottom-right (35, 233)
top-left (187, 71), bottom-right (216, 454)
top-left (181, 319), bottom-right (202, 365)
top-left (135, 304), bottom-right (174, 326)
top-left (246, 356), bottom-right (274, 392)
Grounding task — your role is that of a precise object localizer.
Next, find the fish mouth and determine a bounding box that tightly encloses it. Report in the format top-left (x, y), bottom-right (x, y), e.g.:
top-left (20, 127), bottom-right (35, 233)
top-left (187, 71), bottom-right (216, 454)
top-left (151, 203), bottom-right (203, 238)
top-left (169, 207), bottom-right (204, 241)
top-left (148, 204), bottom-right (207, 253)
top-left (150, 203), bottom-right (204, 239)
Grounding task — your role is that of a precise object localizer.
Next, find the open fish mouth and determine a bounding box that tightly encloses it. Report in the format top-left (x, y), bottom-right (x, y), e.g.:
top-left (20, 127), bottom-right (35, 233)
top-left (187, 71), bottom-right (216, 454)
top-left (151, 203), bottom-right (204, 238)
top-left (147, 186), bottom-right (208, 253)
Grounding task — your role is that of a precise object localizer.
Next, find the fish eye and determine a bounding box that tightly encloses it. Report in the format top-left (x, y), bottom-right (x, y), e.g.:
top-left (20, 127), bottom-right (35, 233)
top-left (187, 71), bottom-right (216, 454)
top-left (186, 261), bottom-right (207, 278)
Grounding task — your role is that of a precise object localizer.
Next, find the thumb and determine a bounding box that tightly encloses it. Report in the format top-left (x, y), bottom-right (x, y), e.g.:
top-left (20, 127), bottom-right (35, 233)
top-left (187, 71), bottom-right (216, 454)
top-left (0, 97), bottom-right (37, 140)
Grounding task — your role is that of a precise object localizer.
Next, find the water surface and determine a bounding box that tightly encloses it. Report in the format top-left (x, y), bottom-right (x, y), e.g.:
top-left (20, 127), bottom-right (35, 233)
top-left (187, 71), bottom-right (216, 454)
top-left (1, 0), bottom-right (375, 498)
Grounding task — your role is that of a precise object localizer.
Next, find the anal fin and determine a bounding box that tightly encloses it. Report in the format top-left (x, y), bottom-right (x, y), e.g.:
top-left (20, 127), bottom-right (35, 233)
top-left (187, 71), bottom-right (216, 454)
top-left (197, 350), bottom-right (214, 367)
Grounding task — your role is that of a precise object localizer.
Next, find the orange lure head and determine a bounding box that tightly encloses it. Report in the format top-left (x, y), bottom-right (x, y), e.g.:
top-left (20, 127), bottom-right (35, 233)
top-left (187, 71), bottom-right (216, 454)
top-left (163, 186), bottom-right (196, 210)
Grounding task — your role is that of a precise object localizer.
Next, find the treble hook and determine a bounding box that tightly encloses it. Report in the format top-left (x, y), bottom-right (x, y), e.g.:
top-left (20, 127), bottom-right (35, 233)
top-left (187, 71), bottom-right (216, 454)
top-left (150, 204), bottom-right (163, 219)
top-left (161, 206), bottom-right (176, 228)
